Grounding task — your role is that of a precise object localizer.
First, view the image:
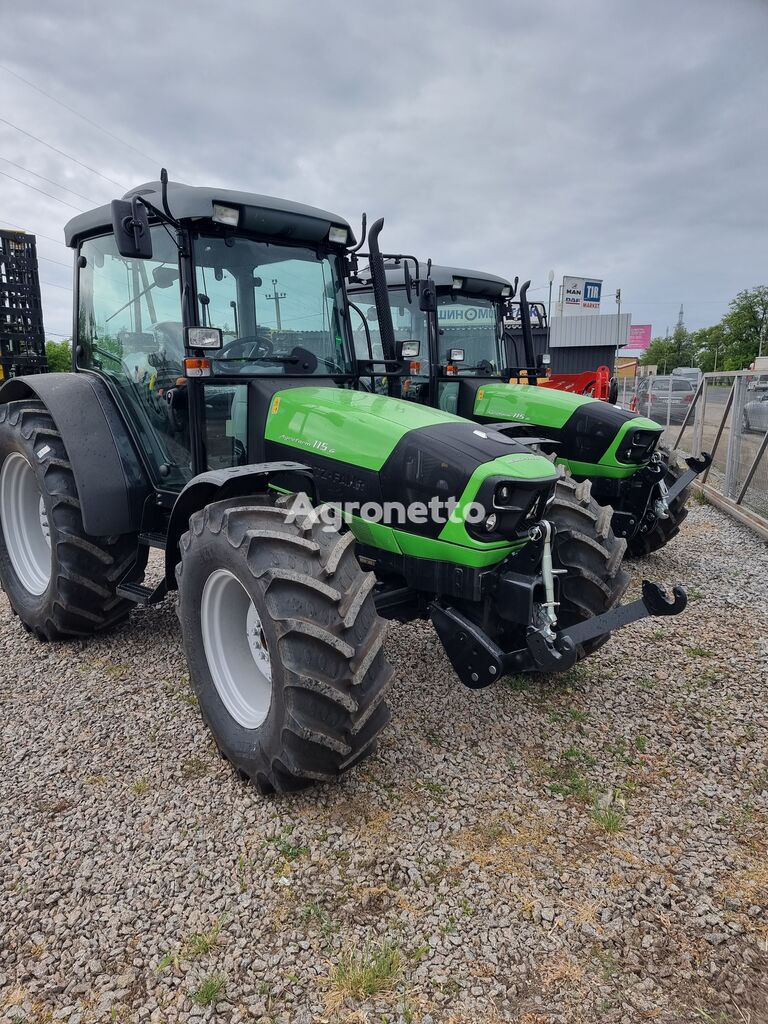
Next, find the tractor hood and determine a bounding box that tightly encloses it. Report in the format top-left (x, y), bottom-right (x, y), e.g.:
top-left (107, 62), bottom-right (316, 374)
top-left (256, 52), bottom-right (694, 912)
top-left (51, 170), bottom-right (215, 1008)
top-left (472, 383), bottom-right (663, 476)
top-left (262, 386), bottom-right (559, 562)
top-left (265, 386), bottom-right (557, 476)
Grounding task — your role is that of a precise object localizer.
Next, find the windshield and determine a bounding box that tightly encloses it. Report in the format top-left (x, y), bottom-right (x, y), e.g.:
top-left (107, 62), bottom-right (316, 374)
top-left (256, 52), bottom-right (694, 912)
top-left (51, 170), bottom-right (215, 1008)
top-left (193, 235), bottom-right (354, 376)
top-left (436, 293), bottom-right (502, 374)
top-left (349, 286), bottom-right (503, 376)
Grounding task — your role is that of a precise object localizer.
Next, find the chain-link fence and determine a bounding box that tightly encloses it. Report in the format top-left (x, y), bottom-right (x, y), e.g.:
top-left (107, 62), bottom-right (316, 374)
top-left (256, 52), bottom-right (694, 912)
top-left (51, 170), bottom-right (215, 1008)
top-left (619, 371), bottom-right (768, 531)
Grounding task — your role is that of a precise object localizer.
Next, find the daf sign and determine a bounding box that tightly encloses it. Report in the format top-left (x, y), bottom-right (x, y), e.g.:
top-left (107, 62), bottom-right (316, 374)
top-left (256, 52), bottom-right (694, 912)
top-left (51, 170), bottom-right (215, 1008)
top-left (562, 275), bottom-right (603, 315)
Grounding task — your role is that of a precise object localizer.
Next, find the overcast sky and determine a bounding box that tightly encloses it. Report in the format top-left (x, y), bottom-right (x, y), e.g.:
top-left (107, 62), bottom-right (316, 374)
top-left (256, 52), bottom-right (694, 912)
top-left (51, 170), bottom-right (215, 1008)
top-left (1, 0), bottom-right (766, 340)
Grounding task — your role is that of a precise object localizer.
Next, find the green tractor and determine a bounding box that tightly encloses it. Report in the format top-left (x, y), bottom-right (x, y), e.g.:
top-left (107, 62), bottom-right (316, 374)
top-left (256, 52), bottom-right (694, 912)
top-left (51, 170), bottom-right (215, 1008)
top-left (0, 176), bottom-right (686, 793)
top-left (348, 261), bottom-right (710, 556)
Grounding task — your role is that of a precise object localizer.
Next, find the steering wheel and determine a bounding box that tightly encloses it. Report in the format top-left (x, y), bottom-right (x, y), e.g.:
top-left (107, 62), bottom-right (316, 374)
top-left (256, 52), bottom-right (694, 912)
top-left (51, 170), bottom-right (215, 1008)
top-left (214, 333), bottom-right (274, 361)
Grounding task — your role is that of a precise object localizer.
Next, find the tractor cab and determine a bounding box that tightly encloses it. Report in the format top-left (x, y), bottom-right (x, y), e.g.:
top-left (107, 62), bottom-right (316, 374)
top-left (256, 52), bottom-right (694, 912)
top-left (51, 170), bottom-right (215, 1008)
top-left (65, 177), bottom-right (365, 493)
top-left (348, 261), bottom-right (514, 416)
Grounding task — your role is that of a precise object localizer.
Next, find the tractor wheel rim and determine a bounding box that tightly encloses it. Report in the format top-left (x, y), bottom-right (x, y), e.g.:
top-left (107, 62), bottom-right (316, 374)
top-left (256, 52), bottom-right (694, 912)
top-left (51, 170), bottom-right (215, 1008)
top-left (0, 452), bottom-right (52, 596)
top-left (200, 568), bottom-right (273, 729)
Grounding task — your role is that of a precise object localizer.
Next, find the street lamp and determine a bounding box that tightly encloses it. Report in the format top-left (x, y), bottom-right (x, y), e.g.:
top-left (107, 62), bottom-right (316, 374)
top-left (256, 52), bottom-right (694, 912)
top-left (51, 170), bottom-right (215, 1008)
top-left (547, 269), bottom-right (554, 354)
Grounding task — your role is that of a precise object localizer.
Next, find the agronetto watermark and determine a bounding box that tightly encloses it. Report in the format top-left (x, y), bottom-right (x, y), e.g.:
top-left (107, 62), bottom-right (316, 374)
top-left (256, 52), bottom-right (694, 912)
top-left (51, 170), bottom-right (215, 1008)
top-left (283, 492), bottom-right (489, 532)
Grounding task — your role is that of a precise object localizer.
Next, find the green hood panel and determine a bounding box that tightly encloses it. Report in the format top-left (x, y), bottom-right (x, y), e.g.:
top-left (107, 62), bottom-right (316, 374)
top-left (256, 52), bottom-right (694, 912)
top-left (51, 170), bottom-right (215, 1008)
top-left (265, 387), bottom-right (470, 470)
top-left (473, 382), bottom-right (594, 429)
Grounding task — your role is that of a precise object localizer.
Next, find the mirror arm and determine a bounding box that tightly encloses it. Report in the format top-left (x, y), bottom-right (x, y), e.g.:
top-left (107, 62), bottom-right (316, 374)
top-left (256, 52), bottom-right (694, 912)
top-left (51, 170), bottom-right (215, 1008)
top-left (138, 196), bottom-right (180, 232)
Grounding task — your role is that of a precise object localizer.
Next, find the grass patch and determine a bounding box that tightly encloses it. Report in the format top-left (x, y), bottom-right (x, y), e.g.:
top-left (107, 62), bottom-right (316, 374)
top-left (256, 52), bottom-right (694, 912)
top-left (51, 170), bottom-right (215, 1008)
top-left (687, 646), bottom-right (713, 658)
top-left (591, 806), bottom-right (625, 833)
top-left (180, 756), bottom-right (208, 779)
top-left (272, 831), bottom-right (309, 861)
top-left (301, 902), bottom-right (334, 937)
top-left (634, 735), bottom-right (648, 753)
top-left (422, 779), bottom-right (447, 799)
top-left (328, 941), bottom-right (400, 1000)
top-left (185, 923), bottom-right (222, 957)
top-left (546, 746), bottom-right (597, 801)
top-left (191, 974), bottom-right (226, 1007)
top-left (130, 777), bottom-right (149, 796)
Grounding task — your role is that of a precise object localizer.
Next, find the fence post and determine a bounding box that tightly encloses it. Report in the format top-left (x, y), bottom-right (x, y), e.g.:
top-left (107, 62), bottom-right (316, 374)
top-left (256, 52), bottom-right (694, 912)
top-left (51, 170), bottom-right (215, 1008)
top-left (723, 375), bottom-right (748, 499)
top-left (692, 376), bottom-right (706, 456)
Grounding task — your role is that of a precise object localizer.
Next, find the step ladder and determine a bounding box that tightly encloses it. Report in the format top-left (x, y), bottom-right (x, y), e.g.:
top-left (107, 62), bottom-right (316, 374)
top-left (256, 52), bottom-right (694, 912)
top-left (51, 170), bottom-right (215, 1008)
top-left (115, 531), bottom-right (168, 606)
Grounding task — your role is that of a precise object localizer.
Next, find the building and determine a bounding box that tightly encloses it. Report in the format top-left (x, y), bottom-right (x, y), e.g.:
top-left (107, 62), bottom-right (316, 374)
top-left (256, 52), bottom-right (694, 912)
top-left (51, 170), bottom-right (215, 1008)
top-left (0, 229), bottom-right (48, 377)
top-left (548, 311), bottom-right (631, 375)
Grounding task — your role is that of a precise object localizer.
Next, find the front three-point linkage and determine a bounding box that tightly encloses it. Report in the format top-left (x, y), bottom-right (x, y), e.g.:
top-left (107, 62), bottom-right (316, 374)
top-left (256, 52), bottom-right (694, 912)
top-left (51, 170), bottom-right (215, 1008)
top-left (431, 579), bottom-right (687, 687)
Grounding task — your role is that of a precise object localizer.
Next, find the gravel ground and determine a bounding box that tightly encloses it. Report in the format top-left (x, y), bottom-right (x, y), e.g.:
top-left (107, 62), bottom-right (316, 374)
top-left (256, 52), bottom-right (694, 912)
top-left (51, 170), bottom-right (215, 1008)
top-left (2, 502), bottom-right (768, 1024)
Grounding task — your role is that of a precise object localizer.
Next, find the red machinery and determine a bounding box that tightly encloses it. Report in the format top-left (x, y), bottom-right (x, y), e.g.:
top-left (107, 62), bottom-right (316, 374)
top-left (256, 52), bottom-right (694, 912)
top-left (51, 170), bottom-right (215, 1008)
top-left (538, 365), bottom-right (615, 402)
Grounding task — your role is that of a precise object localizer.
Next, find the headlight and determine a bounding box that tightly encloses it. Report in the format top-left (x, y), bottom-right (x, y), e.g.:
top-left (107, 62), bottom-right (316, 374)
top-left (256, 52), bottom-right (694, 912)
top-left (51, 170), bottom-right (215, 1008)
top-left (616, 428), bottom-right (660, 464)
top-left (212, 204), bottom-right (240, 227)
top-left (328, 225), bottom-right (348, 245)
top-left (467, 477), bottom-right (557, 543)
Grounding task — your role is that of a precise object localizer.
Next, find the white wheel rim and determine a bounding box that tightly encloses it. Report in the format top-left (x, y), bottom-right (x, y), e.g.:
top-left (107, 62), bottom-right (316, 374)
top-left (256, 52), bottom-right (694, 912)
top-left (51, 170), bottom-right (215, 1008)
top-left (0, 452), bottom-right (52, 596)
top-left (200, 568), bottom-right (273, 729)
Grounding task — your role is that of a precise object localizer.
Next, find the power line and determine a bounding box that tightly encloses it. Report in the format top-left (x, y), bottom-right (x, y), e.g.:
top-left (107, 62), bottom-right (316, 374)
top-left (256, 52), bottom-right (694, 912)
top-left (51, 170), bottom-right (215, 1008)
top-left (40, 280), bottom-right (71, 291)
top-left (0, 116), bottom-right (126, 189)
top-left (0, 155), bottom-right (99, 205)
top-left (38, 254), bottom-right (71, 268)
top-left (0, 168), bottom-right (86, 211)
top-left (0, 221), bottom-right (68, 247)
top-left (0, 62), bottom-right (160, 169)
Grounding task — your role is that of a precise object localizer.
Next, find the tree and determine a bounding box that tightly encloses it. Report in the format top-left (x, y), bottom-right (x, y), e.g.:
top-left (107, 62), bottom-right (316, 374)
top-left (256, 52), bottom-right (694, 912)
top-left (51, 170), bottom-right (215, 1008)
top-left (719, 286), bottom-right (768, 370)
top-left (640, 338), bottom-right (674, 373)
top-left (45, 340), bottom-right (72, 373)
top-left (689, 324), bottom-right (726, 373)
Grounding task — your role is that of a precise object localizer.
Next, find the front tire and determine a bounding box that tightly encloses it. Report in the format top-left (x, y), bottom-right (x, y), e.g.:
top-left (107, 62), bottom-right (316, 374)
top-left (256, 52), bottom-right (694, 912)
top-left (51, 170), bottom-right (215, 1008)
top-left (0, 400), bottom-right (147, 639)
top-left (176, 498), bottom-right (394, 794)
top-left (549, 475), bottom-right (629, 658)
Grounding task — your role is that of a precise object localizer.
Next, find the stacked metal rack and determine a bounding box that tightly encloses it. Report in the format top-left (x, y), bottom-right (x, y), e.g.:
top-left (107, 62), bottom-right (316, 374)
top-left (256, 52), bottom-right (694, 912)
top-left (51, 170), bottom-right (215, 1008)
top-left (0, 229), bottom-right (48, 377)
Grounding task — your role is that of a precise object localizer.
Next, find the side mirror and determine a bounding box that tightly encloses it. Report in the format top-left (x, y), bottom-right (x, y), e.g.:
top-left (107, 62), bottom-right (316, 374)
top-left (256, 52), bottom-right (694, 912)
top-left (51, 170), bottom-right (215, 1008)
top-left (448, 347), bottom-right (465, 363)
top-left (111, 198), bottom-right (152, 259)
top-left (366, 306), bottom-right (379, 322)
top-left (399, 340), bottom-right (420, 359)
top-left (419, 279), bottom-right (437, 312)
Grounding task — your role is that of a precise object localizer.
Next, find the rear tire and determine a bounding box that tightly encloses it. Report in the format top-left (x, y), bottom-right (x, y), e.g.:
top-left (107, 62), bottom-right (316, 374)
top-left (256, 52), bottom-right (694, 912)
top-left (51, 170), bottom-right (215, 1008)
top-left (626, 450), bottom-right (689, 557)
top-left (175, 498), bottom-right (394, 794)
top-left (0, 400), bottom-right (148, 640)
top-left (549, 475), bottom-right (629, 658)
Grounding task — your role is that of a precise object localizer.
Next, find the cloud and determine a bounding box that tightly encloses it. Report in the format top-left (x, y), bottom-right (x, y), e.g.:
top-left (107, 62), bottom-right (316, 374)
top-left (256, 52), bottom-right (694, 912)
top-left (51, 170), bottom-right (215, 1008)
top-left (1, 0), bottom-right (766, 337)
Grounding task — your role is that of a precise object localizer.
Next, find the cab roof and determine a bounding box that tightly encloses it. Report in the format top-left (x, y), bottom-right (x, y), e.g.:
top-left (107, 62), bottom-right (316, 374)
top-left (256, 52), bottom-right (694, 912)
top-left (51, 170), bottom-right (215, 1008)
top-left (351, 261), bottom-right (513, 298)
top-left (64, 180), bottom-right (354, 249)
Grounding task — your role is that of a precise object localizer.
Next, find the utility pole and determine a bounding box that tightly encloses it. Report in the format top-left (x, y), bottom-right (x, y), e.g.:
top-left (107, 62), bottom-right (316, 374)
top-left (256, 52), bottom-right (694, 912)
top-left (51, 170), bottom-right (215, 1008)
top-left (615, 287), bottom-right (621, 372)
top-left (546, 269), bottom-right (554, 354)
top-left (266, 278), bottom-right (286, 330)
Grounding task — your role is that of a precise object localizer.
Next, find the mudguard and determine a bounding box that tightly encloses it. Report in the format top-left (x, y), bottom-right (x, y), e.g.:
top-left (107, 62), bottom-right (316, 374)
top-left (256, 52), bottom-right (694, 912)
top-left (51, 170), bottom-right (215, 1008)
top-left (163, 463), bottom-right (316, 586)
top-left (0, 373), bottom-right (150, 536)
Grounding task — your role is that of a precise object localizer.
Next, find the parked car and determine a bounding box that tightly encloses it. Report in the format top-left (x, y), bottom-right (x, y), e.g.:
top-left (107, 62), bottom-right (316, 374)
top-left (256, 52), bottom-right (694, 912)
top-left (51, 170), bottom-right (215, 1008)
top-left (633, 376), bottom-right (696, 424)
top-left (747, 374), bottom-right (768, 393)
top-left (743, 392), bottom-right (768, 433)
top-left (672, 366), bottom-right (702, 388)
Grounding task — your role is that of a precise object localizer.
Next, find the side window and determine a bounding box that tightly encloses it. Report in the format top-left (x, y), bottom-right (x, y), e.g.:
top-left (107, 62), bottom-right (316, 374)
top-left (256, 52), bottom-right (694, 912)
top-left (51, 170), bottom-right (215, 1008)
top-left (77, 228), bottom-right (192, 488)
top-left (348, 302), bottom-right (379, 361)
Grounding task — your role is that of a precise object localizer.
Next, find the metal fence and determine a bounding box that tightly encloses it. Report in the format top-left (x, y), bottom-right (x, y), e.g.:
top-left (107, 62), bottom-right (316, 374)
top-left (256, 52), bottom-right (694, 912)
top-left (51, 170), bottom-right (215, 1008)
top-left (619, 372), bottom-right (768, 536)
